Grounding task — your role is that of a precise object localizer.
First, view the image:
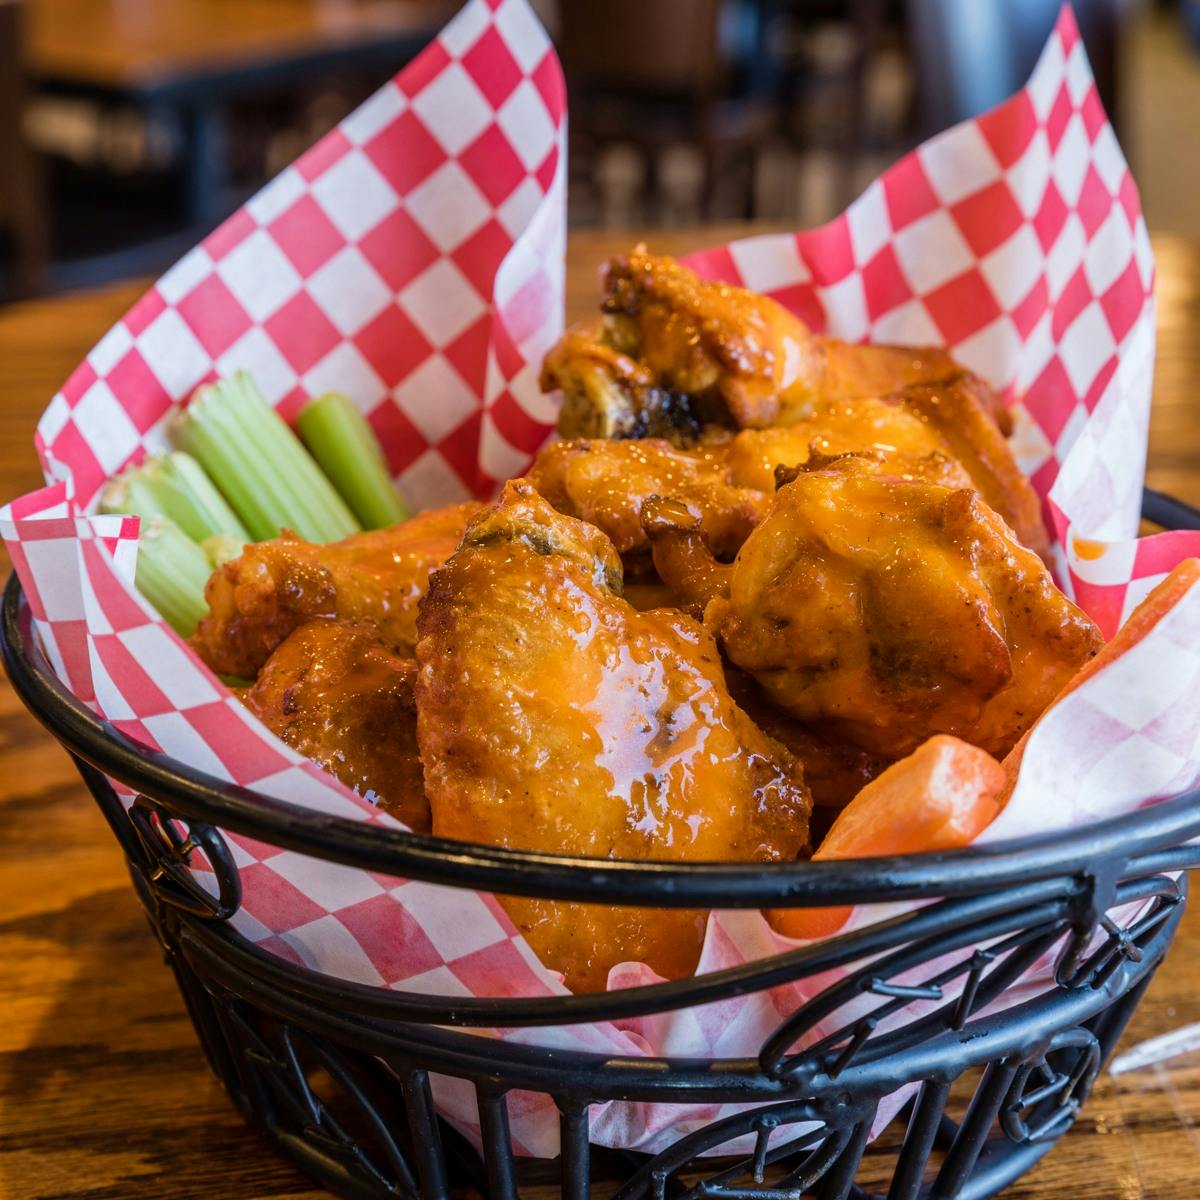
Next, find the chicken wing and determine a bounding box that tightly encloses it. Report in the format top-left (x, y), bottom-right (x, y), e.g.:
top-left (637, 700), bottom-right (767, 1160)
top-left (726, 383), bottom-right (1047, 555)
top-left (539, 315), bottom-right (717, 443)
top-left (527, 436), bottom-right (766, 571)
top-left (530, 379), bottom-right (1044, 599)
top-left (705, 455), bottom-right (1102, 758)
top-left (241, 618), bottom-right (429, 832)
top-left (415, 481), bottom-right (811, 992)
top-left (724, 666), bottom-right (892, 819)
top-left (192, 502), bottom-right (480, 678)
top-left (544, 245), bottom-right (1011, 438)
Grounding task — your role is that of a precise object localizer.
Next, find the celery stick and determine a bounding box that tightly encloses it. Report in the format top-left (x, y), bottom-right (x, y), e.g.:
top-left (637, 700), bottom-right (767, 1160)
top-left (296, 392), bottom-right (411, 529)
top-left (157, 451), bottom-right (251, 542)
top-left (170, 400), bottom-right (295, 542)
top-left (169, 373), bottom-right (360, 543)
top-left (135, 517), bottom-right (212, 637)
top-left (99, 453), bottom-right (250, 543)
top-left (99, 469), bottom-right (165, 525)
top-left (175, 374), bottom-right (351, 541)
top-left (202, 533), bottom-right (245, 567)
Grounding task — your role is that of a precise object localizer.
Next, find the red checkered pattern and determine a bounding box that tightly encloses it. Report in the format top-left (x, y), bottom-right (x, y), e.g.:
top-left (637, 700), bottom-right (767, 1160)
top-left (3, 3), bottom-right (1200, 1160)
top-left (680, 7), bottom-right (1182, 638)
top-left (33, 0), bottom-right (566, 509)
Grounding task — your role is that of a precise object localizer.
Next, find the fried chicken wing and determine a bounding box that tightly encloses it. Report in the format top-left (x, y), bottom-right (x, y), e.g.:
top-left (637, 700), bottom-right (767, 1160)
top-left (241, 618), bottom-right (429, 831)
top-left (705, 456), bottom-right (1102, 758)
top-left (539, 316), bottom-right (716, 442)
top-left (527, 436), bottom-right (766, 569)
top-left (542, 248), bottom-right (1046, 554)
top-left (192, 502), bottom-right (480, 678)
top-left (532, 383), bottom-right (1044, 604)
top-left (724, 666), bottom-right (892, 818)
top-left (726, 383), bottom-right (1047, 555)
top-left (545, 246), bottom-right (1011, 438)
top-left (415, 481), bottom-right (811, 992)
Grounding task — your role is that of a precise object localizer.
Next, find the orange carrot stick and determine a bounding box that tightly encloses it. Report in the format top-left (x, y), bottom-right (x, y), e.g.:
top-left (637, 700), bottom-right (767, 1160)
top-left (768, 735), bottom-right (1005, 941)
top-left (1001, 557), bottom-right (1200, 798)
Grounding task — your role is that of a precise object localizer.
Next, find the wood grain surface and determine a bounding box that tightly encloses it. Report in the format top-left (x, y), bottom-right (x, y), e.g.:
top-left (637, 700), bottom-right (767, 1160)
top-left (26, 0), bottom-right (455, 90)
top-left (1, 228), bottom-right (1198, 1199)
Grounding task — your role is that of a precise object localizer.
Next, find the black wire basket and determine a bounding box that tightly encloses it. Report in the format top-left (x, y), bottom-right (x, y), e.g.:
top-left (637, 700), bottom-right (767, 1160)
top-left (5, 486), bottom-right (1200, 1200)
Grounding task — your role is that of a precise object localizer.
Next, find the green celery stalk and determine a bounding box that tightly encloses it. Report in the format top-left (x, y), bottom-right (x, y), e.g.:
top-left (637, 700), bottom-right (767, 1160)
top-left (296, 392), bottom-right (411, 529)
top-left (169, 373), bottom-right (360, 543)
top-left (99, 451), bottom-right (250, 543)
top-left (135, 516), bottom-right (212, 637)
top-left (201, 533), bottom-right (245, 567)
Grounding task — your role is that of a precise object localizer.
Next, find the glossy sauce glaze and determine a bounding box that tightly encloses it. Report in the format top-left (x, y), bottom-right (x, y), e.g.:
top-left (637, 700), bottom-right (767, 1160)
top-left (414, 481), bottom-right (811, 991)
top-left (192, 502), bottom-right (480, 677)
top-left (709, 456), bottom-right (1102, 759)
top-left (240, 617), bottom-right (429, 832)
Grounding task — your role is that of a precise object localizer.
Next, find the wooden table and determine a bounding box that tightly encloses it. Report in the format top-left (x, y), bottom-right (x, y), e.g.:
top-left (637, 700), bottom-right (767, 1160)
top-left (1, 228), bottom-right (1199, 1199)
top-left (28, 0), bottom-right (454, 92)
top-left (25, 0), bottom-right (454, 235)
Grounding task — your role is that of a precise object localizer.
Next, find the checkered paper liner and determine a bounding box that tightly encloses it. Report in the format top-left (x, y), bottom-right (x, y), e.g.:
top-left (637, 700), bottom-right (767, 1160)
top-left (3, 2), bottom-right (1200, 1159)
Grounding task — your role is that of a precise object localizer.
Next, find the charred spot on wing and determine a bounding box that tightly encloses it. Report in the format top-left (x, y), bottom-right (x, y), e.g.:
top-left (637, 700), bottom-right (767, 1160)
top-left (627, 388), bottom-right (711, 444)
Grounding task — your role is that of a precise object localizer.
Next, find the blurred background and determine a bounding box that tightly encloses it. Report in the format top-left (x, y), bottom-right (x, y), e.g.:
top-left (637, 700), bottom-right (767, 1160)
top-left (0, 0), bottom-right (1197, 304)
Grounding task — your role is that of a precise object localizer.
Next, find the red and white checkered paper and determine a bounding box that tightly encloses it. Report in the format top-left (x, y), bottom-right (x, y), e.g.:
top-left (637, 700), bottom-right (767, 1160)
top-left (3, 3), bottom-right (1200, 1159)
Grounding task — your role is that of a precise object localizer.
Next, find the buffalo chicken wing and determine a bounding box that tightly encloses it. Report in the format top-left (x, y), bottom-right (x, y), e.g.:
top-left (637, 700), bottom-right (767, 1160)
top-left (414, 481), bottom-right (811, 991)
top-left (192, 502), bottom-right (480, 677)
top-left (706, 456), bottom-right (1102, 758)
top-left (544, 246), bottom-right (1013, 439)
top-left (241, 618), bottom-right (429, 831)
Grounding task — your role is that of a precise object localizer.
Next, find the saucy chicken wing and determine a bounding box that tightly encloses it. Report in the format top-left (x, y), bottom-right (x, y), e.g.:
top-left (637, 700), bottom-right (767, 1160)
top-left (703, 455), bottom-right (1102, 758)
top-left (192, 502), bottom-right (480, 678)
top-left (527, 436), bottom-right (767, 571)
top-left (725, 667), bottom-right (892, 818)
top-left (530, 378), bottom-right (1045, 597)
top-left (544, 246), bottom-right (1012, 439)
top-left (726, 381), bottom-right (1047, 556)
top-left (241, 618), bottom-right (429, 832)
top-left (415, 481), bottom-right (811, 992)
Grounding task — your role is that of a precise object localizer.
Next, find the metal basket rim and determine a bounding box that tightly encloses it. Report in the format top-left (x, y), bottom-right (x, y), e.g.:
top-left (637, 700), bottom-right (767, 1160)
top-left (5, 486), bottom-right (1200, 909)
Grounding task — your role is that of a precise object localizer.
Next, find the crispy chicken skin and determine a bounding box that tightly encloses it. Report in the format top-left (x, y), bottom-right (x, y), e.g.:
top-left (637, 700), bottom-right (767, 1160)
top-left (704, 456), bottom-right (1102, 759)
top-left (192, 502), bottom-right (480, 678)
top-left (414, 481), bottom-right (811, 992)
top-left (241, 618), bottom-right (429, 832)
top-left (529, 380), bottom-right (1046, 591)
top-left (526, 436), bottom-right (767, 569)
top-left (544, 246), bottom-right (1013, 439)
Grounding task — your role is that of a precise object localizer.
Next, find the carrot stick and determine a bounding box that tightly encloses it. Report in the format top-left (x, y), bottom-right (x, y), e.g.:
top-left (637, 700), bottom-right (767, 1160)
top-left (767, 735), bottom-right (1004, 941)
top-left (1001, 558), bottom-right (1200, 798)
